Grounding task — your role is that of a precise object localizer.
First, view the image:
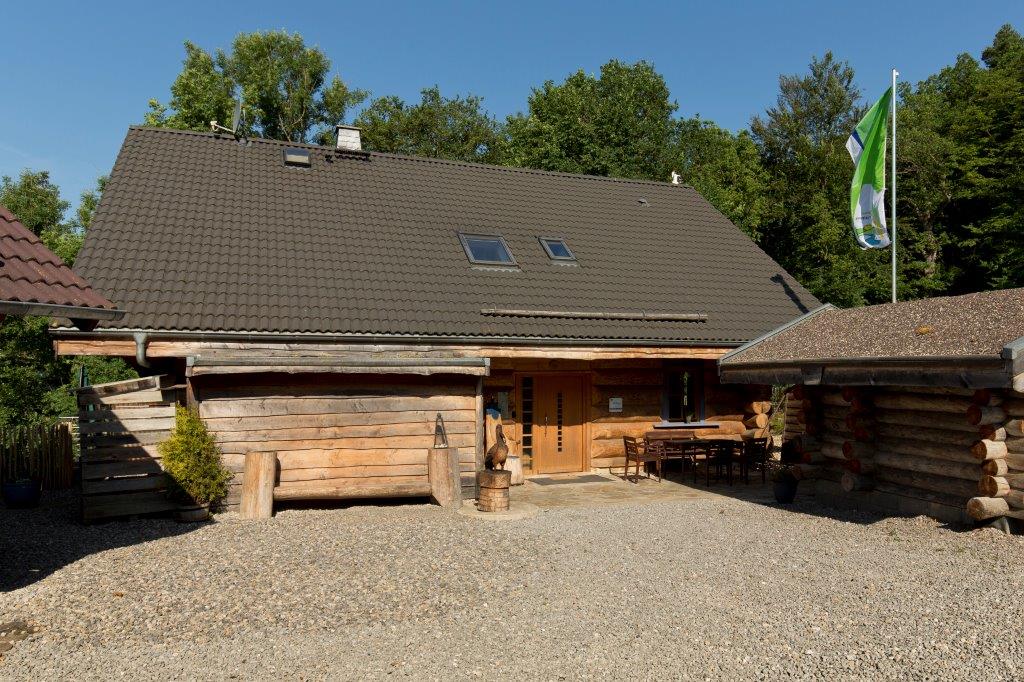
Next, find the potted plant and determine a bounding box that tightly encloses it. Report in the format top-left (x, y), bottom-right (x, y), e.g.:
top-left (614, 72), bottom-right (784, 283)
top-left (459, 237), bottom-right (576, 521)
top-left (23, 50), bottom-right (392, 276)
top-left (770, 464), bottom-right (799, 504)
top-left (1, 476), bottom-right (42, 509)
top-left (158, 406), bottom-right (232, 522)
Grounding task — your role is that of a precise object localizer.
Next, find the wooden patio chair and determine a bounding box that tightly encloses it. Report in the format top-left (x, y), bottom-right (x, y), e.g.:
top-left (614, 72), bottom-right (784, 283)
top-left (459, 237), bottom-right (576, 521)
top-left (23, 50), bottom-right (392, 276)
top-left (742, 436), bottom-right (771, 483)
top-left (660, 439), bottom-right (688, 477)
top-left (682, 439), bottom-right (710, 485)
top-left (623, 436), bottom-right (662, 483)
top-left (707, 440), bottom-right (739, 485)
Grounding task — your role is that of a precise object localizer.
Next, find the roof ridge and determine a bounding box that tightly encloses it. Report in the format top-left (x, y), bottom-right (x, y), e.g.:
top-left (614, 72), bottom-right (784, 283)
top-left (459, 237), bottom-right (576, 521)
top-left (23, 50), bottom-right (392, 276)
top-left (836, 287), bottom-right (1024, 313)
top-left (126, 125), bottom-right (694, 190)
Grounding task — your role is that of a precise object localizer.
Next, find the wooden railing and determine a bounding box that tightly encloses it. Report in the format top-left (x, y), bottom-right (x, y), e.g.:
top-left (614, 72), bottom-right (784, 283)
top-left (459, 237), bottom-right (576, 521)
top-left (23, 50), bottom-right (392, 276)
top-left (0, 422), bottom-right (75, 490)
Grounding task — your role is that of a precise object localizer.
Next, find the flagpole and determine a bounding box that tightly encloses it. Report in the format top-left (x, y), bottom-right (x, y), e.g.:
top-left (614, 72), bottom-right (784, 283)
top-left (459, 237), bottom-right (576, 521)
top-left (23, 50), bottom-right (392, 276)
top-left (891, 68), bottom-right (898, 303)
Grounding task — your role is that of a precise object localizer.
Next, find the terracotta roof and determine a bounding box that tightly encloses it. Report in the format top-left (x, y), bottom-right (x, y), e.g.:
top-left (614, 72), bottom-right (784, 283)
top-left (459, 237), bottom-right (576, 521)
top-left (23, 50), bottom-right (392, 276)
top-left (723, 289), bottom-right (1024, 365)
top-left (71, 126), bottom-right (819, 344)
top-left (0, 205), bottom-right (121, 320)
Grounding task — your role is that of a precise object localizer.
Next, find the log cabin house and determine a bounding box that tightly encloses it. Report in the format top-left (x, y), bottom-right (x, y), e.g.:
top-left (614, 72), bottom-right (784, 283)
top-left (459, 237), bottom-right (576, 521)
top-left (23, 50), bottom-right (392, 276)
top-left (54, 126), bottom-right (818, 517)
top-left (719, 289), bottom-right (1024, 526)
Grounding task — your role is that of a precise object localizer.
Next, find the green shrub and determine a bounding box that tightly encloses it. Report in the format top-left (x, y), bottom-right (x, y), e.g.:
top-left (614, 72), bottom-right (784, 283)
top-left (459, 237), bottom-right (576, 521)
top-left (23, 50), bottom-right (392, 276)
top-left (158, 406), bottom-right (232, 505)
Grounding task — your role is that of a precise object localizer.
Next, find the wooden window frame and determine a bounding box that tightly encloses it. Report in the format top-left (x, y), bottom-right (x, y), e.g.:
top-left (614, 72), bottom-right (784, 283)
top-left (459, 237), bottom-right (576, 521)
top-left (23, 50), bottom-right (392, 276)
top-left (661, 363), bottom-right (705, 422)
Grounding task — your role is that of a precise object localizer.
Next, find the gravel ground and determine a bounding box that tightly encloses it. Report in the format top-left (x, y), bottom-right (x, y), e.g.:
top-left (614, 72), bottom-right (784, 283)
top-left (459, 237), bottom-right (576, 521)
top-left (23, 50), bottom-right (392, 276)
top-left (2, 490), bottom-right (1024, 680)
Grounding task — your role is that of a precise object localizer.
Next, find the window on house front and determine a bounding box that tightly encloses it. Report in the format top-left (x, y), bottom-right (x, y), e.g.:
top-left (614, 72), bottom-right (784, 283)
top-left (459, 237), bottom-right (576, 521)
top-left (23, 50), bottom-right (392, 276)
top-left (539, 237), bottom-right (576, 261)
top-left (458, 233), bottom-right (517, 266)
top-left (663, 366), bottom-right (704, 422)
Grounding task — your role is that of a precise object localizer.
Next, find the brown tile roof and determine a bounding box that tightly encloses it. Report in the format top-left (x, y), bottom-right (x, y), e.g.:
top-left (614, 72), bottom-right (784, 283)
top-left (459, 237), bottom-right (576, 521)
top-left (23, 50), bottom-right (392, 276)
top-left (72, 126), bottom-right (819, 344)
top-left (723, 288), bottom-right (1024, 365)
top-left (0, 205), bottom-right (120, 316)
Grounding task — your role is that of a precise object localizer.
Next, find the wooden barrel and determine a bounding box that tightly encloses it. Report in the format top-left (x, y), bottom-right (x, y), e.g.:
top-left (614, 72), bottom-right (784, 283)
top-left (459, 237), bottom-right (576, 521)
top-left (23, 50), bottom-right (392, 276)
top-left (477, 469), bottom-right (511, 512)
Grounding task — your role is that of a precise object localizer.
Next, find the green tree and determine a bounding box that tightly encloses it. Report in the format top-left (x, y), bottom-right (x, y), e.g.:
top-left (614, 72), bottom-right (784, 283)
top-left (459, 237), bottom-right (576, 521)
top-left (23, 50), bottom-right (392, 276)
top-left (0, 170), bottom-right (67, 236)
top-left (0, 315), bottom-right (137, 428)
top-left (356, 86), bottom-right (503, 163)
top-left (668, 118), bottom-right (768, 239)
top-left (751, 52), bottom-right (892, 306)
top-left (503, 60), bottom-right (676, 180)
top-left (0, 173), bottom-right (136, 427)
top-left (952, 25), bottom-right (1024, 290)
top-left (146, 31), bottom-right (367, 144)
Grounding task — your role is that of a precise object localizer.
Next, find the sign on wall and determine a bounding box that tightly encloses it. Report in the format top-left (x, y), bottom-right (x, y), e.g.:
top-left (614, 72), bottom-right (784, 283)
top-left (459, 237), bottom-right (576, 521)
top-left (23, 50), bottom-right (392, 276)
top-left (608, 397), bottom-right (623, 413)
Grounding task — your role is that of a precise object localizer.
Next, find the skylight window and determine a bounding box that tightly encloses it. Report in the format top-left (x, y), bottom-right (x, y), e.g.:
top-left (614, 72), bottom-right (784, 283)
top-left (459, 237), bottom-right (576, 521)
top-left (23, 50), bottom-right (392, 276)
top-left (459, 234), bottom-right (517, 266)
top-left (283, 148), bottom-right (311, 167)
top-left (539, 237), bottom-right (576, 262)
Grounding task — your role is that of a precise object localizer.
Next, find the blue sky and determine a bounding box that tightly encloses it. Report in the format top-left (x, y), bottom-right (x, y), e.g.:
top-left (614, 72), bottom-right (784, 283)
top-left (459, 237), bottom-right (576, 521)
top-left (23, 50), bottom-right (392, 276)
top-left (3, 1), bottom-right (1022, 211)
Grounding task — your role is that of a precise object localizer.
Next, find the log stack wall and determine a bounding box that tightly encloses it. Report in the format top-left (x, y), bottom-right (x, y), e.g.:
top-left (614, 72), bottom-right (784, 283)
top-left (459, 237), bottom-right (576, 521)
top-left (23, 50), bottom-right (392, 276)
top-left (785, 384), bottom-right (992, 523)
top-left (193, 374), bottom-right (480, 509)
top-left (966, 391), bottom-right (1024, 524)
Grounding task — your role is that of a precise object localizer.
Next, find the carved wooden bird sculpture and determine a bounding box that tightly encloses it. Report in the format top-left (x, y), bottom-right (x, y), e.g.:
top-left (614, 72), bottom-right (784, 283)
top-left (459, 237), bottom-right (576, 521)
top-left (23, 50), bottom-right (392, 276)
top-left (486, 424), bottom-right (509, 470)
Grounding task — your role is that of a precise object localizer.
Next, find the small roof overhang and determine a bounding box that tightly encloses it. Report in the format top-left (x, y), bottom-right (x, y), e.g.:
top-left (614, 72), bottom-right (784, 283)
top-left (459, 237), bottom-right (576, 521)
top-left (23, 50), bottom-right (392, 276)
top-left (0, 300), bottom-right (125, 322)
top-left (187, 354), bottom-right (491, 377)
top-left (719, 305), bottom-right (1024, 389)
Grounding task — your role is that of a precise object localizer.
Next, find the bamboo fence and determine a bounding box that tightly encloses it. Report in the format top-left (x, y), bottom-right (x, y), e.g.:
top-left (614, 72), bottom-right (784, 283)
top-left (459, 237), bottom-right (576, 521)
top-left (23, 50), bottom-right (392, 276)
top-left (0, 422), bottom-right (75, 489)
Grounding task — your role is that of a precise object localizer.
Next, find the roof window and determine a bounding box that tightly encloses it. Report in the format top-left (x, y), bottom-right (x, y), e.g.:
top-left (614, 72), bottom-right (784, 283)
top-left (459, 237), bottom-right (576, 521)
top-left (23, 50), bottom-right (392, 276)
top-left (459, 234), bottom-right (517, 266)
top-left (283, 148), bottom-right (311, 167)
top-left (539, 237), bottom-right (576, 262)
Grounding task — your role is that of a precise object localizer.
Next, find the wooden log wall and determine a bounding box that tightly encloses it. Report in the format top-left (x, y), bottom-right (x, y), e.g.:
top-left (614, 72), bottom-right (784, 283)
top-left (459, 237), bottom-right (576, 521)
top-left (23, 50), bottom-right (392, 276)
top-left (784, 385), bottom-right (845, 485)
top-left (193, 374), bottom-right (479, 509)
top-left (785, 384), bottom-right (999, 522)
top-left (591, 365), bottom-right (665, 471)
top-left (967, 388), bottom-right (1024, 523)
top-left (482, 359), bottom-right (764, 475)
top-left (77, 376), bottom-right (181, 523)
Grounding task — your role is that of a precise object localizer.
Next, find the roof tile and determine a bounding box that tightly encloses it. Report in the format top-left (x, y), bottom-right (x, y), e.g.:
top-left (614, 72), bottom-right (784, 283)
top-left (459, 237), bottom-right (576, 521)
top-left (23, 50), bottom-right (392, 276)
top-left (74, 127), bottom-right (819, 343)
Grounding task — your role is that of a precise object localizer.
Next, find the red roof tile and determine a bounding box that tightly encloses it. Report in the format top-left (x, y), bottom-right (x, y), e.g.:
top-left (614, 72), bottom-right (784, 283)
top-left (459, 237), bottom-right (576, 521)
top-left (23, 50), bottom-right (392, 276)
top-left (0, 205), bottom-right (119, 313)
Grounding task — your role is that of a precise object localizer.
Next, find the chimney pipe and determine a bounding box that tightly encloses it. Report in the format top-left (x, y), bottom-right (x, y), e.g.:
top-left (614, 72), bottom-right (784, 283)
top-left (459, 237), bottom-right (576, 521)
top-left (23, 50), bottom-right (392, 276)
top-left (335, 125), bottom-right (362, 152)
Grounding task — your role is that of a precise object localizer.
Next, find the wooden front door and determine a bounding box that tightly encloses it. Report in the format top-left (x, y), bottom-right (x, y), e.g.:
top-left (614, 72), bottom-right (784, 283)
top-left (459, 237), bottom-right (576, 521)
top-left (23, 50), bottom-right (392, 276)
top-left (531, 375), bottom-right (585, 473)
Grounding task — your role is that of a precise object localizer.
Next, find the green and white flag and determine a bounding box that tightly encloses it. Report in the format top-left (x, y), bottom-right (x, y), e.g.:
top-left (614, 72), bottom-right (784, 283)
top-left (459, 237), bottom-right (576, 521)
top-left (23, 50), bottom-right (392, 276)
top-left (847, 87), bottom-right (892, 249)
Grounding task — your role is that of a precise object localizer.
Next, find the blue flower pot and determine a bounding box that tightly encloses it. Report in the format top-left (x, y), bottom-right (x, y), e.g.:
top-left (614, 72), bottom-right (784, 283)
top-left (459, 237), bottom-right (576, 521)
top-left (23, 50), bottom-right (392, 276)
top-left (2, 480), bottom-right (42, 509)
top-left (773, 475), bottom-right (798, 504)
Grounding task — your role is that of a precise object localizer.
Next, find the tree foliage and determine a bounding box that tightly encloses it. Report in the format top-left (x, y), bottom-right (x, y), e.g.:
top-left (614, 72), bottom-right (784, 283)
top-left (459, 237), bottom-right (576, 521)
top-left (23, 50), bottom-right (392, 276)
top-left (356, 86), bottom-right (503, 163)
top-left (145, 31), bottom-right (367, 144)
top-left (503, 60), bottom-right (677, 180)
top-left (0, 173), bottom-right (135, 428)
top-left (750, 52), bottom-right (892, 307)
top-left (669, 118), bottom-right (768, 239)
top-left (0, 317), bottom-right (136, 429)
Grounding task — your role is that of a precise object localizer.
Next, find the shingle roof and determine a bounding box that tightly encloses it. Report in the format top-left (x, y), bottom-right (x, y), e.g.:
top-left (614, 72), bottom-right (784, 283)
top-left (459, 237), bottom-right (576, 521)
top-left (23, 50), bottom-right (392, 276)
top-left (0, 205), bottom-right (120, 317)
top-left (73, 126), bottom-right (819, 344)
top-left (723, 288), bottom-right (1024, 364)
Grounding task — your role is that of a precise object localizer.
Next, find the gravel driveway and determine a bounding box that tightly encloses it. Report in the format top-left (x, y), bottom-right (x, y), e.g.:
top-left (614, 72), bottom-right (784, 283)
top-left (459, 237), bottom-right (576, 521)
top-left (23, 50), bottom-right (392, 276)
top-left (2, 490), bottom-right (1023, 680)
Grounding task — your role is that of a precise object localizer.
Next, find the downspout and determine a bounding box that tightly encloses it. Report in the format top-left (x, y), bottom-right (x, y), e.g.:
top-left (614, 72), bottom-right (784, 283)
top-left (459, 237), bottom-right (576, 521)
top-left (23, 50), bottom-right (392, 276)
top-left (133, 332), bottom-right (151, 368)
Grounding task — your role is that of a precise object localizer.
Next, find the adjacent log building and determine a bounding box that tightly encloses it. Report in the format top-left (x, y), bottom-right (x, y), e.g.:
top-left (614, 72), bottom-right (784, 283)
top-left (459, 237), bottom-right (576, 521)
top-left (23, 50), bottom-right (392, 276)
top-left (720, 289), bottom-right (1024, 525)
top-left (53, 126), bottom-right (817, 518)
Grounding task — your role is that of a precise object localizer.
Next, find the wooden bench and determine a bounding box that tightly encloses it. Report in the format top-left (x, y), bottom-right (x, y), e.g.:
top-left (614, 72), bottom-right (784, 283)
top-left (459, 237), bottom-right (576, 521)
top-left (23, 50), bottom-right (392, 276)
top-left (239, 446), bottom-right (462, 519)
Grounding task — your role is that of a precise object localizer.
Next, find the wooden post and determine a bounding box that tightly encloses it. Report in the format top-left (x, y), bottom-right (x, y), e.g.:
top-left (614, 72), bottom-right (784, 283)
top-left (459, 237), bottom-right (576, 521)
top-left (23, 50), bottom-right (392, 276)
top-left (428, 446), bottom-right (462, 509)
top-left (474, 377), bottom-right (484, 498)
top-left (240, 451), bottom-right (276, 520)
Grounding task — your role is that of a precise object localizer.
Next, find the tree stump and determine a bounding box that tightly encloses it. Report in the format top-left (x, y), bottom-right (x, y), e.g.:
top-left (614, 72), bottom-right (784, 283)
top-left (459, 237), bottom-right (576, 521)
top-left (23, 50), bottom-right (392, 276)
top-left (477, 469), bottom-right (511, 512)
